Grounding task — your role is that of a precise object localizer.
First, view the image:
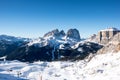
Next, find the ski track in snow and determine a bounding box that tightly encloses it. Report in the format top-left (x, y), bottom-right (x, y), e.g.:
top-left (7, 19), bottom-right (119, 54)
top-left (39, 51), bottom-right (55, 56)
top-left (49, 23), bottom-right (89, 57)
top-left (0, 52), bottom-right (120, 80)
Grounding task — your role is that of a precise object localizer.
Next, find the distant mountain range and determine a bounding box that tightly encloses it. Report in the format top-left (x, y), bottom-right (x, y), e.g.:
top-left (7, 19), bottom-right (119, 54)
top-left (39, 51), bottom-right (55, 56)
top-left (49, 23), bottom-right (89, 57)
top-left (0, 27), bottom-right (120, 62)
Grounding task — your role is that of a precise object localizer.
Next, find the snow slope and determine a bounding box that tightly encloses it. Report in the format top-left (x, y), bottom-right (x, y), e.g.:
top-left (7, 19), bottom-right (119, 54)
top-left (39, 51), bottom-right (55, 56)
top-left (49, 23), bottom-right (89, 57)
top-left (27, 36), bottom-right (78, 49)
top-left (0, 52), bottom-right (120, 80)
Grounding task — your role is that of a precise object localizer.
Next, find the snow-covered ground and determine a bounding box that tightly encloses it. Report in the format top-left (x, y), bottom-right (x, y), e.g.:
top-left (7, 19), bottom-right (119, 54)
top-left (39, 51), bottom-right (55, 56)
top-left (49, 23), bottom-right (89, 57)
top-left (0, 52), bottom-right (120, 80)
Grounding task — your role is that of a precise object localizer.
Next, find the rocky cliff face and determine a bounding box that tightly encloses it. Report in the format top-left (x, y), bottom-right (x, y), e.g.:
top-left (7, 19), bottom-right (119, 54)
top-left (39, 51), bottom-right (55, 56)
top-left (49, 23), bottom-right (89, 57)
top-left (43, 28), bottom-right (81, 41)
top-left (66, 29), bottom-right (81, 41)
top-left (43, 29), bottom-right (60, 37)
top-left (89, 27), bottom-right (120, 44)
top-left (97, 28), bottom-right (120, 44)
top-left (97, 32), bottom-right (120, 54)
top-left (88, 27), bottom-right (120, 54)
top-left (43, 29), bottom-right (66, 38)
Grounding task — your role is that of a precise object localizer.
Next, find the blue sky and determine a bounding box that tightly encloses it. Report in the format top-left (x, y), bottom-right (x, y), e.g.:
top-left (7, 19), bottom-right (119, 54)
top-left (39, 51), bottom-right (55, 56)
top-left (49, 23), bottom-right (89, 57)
top-left (0, 0), bottom-right (120, 38)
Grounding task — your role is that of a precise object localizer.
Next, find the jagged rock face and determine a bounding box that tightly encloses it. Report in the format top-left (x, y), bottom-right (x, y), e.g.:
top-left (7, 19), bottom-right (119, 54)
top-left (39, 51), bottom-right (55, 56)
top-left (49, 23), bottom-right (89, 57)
top-left (110, 32), bottom-right (120, 44)
top-left (43, 29), bottom-right (59, 37)
top-left (43, 28), bottom-right (81, 42)
top-left (97, 28), bottom-right (120, 44)
top-left (59, 30), bottom-right (65, 36)
top-left (43, 29), bottom-right (65, 38)
top-left (66, 29), bottom-right (81, 41)
top-left (89, 28), bottom-right (120, 44)
top-left (109, 32), bottom-right (120, 52)
top-left (97, 32), bottom-right (120, 54)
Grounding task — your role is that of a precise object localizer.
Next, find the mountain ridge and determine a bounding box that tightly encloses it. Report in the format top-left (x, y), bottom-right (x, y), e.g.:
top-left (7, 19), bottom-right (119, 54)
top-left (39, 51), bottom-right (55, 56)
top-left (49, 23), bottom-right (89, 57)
top-left (0, 27), bottom-right (120, 62)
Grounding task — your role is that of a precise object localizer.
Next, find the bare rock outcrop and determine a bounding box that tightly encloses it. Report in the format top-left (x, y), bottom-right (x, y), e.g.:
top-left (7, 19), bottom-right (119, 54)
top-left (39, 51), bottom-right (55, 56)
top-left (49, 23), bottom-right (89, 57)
top-left (66, 29), bottom-right (81, 41)
top-left (97, 27), bottom-right (120, 44)
top-left (89, 27), bottom-right (120, 44)
top-left (43, 29), bottom-right (65, 38)
top-left (97, 32), bottom-right (120, 54)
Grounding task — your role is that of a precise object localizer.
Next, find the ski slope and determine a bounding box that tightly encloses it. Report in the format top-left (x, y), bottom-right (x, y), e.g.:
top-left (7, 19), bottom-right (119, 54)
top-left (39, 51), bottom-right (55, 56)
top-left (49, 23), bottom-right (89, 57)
top-left (0, 52), bottom-right (120, 80)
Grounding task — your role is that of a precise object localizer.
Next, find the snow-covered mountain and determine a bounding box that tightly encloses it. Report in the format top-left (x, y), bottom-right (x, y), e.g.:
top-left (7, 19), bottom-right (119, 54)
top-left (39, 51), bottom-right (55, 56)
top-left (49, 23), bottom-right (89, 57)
top-left (88, 27), bottom-right (120, 54)
top-left (0, 27), bottom-right (120, 62)
top-left (0, 35), bottom-right (30, 57)
top-left (0, 27), bottom-right (120, 80)
top-left (5, 28), bottom-right (103, 62)
top-left (88, 27), bottom-right (120, 44)
top-left (28, 29), bottom-right (80, 48)
top-left (0, 35), bottom-right (29, 42)
top-left (97, 32), bottom-right (120, 54)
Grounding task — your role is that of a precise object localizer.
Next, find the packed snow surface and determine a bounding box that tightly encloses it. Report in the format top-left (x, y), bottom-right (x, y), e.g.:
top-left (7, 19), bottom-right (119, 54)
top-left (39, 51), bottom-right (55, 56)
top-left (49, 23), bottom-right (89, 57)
top-left (0, 52), bottom-right (120, 80)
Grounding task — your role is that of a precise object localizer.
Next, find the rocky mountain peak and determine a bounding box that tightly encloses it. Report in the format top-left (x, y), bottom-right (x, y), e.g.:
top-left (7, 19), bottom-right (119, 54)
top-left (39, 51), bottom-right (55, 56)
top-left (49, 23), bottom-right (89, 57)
top-left (59, 30), bottom-right (65, 36)
top-left (43, 29), bottom-right (67, 38)
top-left (43, 28), bottom-right (81, 41)
top-left (97, 32), bottom-right (120, 54)
top-left (89, 27), bottom-right (120, 44)
top-left (43, 29), bottom-right (60, 37)
top-left (98, 27), bottom-right (120, 44)
top-left (66, 29), bottom-right (81, 41)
